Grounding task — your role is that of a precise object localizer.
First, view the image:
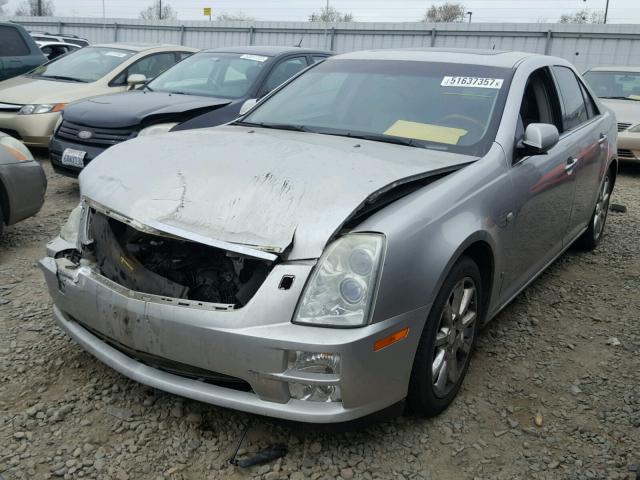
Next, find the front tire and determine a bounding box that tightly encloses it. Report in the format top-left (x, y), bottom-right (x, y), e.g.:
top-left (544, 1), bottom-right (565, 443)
top-left (576, 170), bottom-right (612, 251)
top-left (407, 256), bottom-right (483, 417)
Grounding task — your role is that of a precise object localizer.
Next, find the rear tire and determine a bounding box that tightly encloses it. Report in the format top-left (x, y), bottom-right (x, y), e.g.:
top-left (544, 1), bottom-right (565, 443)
top-left (407, 256), bottom-right (483, 417)
top-left (0, 200), bottom-right (4, 236)
top-left (576, 170), bottom-right (613, 251)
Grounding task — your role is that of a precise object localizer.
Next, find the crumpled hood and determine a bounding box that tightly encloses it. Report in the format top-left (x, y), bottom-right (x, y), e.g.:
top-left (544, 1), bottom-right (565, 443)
top-left (80, 126), bottom-right (475, 260)
top-left (599, 98), bottom-right (640, 125)
top-left (64, 91), bottom-right (233, 128)
top-left (0, 75), bottom-right (108, 104)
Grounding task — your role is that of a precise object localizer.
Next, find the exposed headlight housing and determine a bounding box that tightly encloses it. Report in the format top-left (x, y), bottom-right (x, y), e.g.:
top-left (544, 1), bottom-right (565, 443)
top-left (137, 123), bottom-right (178, 137)
top-left (18, 103), bottom-right (66, 115)
top-left (0, 135), bottom-right (33, 162)
top-left (628, 124), bottom-right (640, 133)
top-left (294, 233), bottom-right (385, 328)
top-left (59, 204), bottom-right (84, 245)
top-left (287, 351), bottom-right (341, 402)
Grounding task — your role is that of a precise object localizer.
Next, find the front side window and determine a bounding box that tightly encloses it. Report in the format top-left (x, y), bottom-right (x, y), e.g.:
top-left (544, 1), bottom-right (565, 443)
top-left (583, 70), bottom-right (640, 101)
top-left (0, 26), bottom-right (30, 56)
top-left (147, 52), bottom-right (270, 99)
top-left (126, 52), bottom-right (179, 80)
top-left (517, 68), bottom-right (561, 140)
top-left (244, 59), bottom-right (513, 156)
top-left (262, 56), bottom-right (308, 94)
top-left (552, 66), bottom-right (589, 131)
top-left (29, 47), bottom-right (135, 83)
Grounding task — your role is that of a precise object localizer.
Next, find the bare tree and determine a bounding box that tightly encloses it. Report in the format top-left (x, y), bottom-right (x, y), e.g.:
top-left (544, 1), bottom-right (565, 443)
top-left (217, 11), bottom-right (255, 21)
top-left (139, 0), bottom-right (177, 20)
top-left (14, 0), bottom-right (55, 16)
top-left (309, 5), bottom-right (354, 22)
top-left (423, 2), bottom-right (466, 22)
top-left (559, 9), bottom-right (604, 24)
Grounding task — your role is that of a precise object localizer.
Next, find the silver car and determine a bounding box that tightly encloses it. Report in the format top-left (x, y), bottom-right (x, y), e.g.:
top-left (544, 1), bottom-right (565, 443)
top-left (0, 133), bottom-right (46, 235)
top-left (40, 49), bottom-right (617, 423)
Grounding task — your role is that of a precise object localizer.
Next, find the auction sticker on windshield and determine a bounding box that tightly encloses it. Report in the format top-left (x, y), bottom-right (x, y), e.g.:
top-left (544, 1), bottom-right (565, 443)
top-left (240, 54), bottom-right (268, 62)
top-left (441, 76), bottom-right (504, 89)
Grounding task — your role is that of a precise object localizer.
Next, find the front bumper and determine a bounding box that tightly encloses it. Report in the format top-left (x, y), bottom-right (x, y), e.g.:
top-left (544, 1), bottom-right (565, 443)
top-left (0, 111), bottom-right (61, 147)
top-left (0, 160), bottom-right (47, 225)
top-left (618, 131), bottom-right (640, 161)
top-left (40, 245), bottom-right (425, 423)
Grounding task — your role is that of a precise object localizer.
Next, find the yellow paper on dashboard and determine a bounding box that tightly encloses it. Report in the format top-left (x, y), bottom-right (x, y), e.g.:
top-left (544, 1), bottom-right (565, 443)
top-left (384, 120), bottom-right (467, 145)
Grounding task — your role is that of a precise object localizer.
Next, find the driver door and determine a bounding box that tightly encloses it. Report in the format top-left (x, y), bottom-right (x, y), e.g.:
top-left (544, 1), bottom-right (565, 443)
top-left (502, 67), bottom-right (577, 300)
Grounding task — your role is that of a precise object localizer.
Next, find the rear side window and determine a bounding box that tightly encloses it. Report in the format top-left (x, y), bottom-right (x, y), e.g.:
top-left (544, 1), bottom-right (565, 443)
top-left (311, 55), bottom-right (329, 64)
top-left (579, 81), bottom-right (599, 118)
top-left (552, 66), bottom-right (589, 131)
top-left (0, 26), bottom-right (31, 56)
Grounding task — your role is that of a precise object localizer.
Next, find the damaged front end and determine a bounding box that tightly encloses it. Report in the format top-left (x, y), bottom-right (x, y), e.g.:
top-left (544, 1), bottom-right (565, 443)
top-left (59, 201), bottom-right (276, 310)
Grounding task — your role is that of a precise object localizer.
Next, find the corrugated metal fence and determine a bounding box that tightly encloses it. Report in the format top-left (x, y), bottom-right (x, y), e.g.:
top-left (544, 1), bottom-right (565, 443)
top-left (6, 16), bottom-right (640, 71)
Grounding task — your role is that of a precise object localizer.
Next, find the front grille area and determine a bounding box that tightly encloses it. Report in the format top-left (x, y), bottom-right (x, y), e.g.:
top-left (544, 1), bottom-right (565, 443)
top-left (57, 120), bottom-right (137, 147)
top-left (70, 315), bottom-right (252, 392)
top-left (617, 122), bottom-right (632, 132)
top-left (618, 149), bottom-right (638, 160)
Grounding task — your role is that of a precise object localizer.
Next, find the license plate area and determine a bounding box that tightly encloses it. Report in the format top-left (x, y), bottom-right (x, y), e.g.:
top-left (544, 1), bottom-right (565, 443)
top-left (61, 148), bottom-right (86, 168)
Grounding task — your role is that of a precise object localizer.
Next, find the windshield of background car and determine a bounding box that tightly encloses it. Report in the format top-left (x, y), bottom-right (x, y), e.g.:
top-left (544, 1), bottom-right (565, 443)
top-left (29, 46), bottom-right (135, 82)
top-left (583, 71), bottom-right (640, 100)
top-left (244, 59), bottom-right (513, 156)
top-left (147, 52), bottom-right (271, 99)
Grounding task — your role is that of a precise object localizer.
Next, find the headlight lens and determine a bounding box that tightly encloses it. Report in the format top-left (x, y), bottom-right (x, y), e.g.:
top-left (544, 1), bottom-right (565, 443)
top-left (60, 204), bottom-right (83, 244)
top-left (137, 123), bottom-right (178, 137)
top-left (629, 124), bottom-right (640, 133)
top-left (18, 103), bottom-right (66, 115)
top-left (294, 233), bottom-right (385, 327)
top-left (0, 135), bottom-right (33, 162)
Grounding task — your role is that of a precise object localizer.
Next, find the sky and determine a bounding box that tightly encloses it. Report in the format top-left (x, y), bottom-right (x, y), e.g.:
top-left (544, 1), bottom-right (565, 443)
top-left (2, 0), bottom-right (639, 23)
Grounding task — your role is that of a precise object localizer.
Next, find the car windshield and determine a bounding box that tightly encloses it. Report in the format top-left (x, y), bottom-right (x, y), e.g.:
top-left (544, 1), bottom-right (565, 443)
top-left (243, 59), bottom-right (512, 156)
top-left (583, 71), bottom-right (640, 101)
top-left (29, 46), bottom-right (135, 83)
top-left (147, 52), bottom-right (270, 99)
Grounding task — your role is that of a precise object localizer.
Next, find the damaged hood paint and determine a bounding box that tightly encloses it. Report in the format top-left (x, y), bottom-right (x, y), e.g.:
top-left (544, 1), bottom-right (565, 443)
top-left (80, 126), bottom-right (475, 259)
top-left (64, 91), bottom-right (232, 128)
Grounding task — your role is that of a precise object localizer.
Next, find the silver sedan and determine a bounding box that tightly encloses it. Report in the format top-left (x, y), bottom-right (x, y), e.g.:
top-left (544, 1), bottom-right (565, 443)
top-left (0, 133), bottom-right (46, 235)
top-left (40, 48), bottom-right (617, 423)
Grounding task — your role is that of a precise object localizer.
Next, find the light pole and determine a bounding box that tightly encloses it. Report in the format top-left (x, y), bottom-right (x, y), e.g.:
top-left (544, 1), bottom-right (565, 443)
top-left (324, 0), bottom-right (329, 49)
top-left (159, 0), bottom-right (163, 20)
top-left (466, 11), bottom-right (473, 23)
top-left (604, 0), bottom-right (610, 23)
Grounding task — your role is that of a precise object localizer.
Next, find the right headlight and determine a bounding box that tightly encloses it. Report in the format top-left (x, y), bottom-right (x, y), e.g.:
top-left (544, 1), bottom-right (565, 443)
top-left (59, 204), bottom-right (84, 245)
top-left (293, 233), bottom-right (385, 328)
top-left (628, 124), bottom-right (640, 133)
top-left (137, 122), bottom-right (178, 137)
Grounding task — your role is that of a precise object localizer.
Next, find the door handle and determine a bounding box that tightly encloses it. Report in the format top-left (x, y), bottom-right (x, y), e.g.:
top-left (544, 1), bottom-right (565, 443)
top-left (598, 133), bottom-right (607, 145)
top-left (565, 157), bottom-right (579, 174)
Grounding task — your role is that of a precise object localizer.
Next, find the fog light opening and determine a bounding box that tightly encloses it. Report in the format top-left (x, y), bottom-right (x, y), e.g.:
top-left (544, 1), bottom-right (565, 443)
top-left (287, 351), bottom-right (342, 403)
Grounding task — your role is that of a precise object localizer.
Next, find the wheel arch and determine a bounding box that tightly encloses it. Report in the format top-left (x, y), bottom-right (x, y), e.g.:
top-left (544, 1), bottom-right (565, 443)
top-left (0, 177), bottom-right (9, 226)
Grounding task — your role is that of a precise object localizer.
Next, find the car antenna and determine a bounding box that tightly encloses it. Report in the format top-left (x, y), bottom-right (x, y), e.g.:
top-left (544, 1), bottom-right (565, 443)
top-left (295, 35), bottom-right (304, 47)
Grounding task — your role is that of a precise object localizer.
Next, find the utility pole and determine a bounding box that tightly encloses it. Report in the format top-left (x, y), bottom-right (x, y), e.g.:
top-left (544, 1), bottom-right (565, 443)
top-left (604, 0), bottom-right (610, 23)
top-left (466, 11), bottom-right (473, 23)
top-left (37, 0), bottom-right (42, 16)
top-left (159, 0), bottom-right (162, 20)
top-left (324, 0), bottom-right (329, 49)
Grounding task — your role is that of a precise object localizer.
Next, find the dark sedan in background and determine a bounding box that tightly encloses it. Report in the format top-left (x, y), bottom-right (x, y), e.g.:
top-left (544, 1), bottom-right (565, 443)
top-left (49, 46), bottom-right (332, 176)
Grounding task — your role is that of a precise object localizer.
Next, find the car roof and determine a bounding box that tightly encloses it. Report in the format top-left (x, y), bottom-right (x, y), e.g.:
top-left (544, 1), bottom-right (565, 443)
top-left (92, 43), bottom-right (195, 52)
top-left (201, 45), bottom-right (333, 57)
top-left (37, 41), bottom-right (79, 47)
top-left (586, 66), bottom-right (640, 73)
top-left (332, 48), bottom-right (538, 68)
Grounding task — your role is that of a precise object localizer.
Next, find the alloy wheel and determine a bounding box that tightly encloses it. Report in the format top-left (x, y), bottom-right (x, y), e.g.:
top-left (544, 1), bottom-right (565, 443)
top-left (593, 175), bottom-right (611, 242)
top-left (432, 277), bottom-right (478, 398)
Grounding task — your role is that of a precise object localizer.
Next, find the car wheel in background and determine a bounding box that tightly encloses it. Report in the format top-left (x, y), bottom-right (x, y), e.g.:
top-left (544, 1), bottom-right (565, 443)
top-left (576, 169), bottom-right (613, 251)
top-left (408, 255), bottom-right (482, 417)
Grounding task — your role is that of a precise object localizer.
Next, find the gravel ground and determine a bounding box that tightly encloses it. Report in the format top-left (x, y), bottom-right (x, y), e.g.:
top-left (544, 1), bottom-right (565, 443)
top-left (1, 154), bottom-right (639, 480)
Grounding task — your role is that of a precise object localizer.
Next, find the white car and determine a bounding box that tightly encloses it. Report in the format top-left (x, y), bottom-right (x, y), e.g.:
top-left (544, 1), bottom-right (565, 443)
top-left (29, 31), bottom-right (89, 47)
top-left (36, 41), bottom-right (81, 61)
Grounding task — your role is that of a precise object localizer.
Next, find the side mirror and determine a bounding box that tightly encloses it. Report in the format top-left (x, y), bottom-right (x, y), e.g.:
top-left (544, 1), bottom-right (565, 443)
top-left (518, 123), bottom-right (559, 155)
top-left (126, 74), bottom-right (147, 89)
top-left (239, 98), bottom-right (258, 116)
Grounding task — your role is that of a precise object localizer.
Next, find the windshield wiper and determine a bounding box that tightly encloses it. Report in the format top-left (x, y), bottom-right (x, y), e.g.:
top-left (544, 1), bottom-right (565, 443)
top-left (600, 96), bottom-right (639, 101)
top-left (318, 130), bottom-right (426, 148)
top-left (40, 75), bottom-right (87, 83)
top-left (235, 121), bottom-right (309, 132)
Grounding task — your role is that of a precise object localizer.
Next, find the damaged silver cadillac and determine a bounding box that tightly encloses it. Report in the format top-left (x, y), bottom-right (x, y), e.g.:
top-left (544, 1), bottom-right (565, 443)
top-left (40, 49), bottom-right (617, 423)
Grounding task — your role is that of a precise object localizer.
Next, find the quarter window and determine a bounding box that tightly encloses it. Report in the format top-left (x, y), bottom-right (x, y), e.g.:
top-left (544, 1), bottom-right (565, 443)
top-left (552, 66), bottom-right (589, 131)
top-left (0, 26), bottom-right (30, 56)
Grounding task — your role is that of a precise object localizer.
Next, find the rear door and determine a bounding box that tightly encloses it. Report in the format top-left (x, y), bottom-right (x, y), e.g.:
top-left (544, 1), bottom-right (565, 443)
top-left (551, 66), bottom-right (608, 241)
top-left (0, 25), bottom-right (30, 80)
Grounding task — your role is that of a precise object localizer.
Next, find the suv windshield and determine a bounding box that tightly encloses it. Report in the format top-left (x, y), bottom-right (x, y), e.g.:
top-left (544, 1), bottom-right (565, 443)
top-left (243, 59), bottom-right (513, 156)
top-left (29, 46), bottom-right (134, 83)
top-left (147, 52), bottom-right (270, 99)
top-left (583, 71), bottom-right (640, 100)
